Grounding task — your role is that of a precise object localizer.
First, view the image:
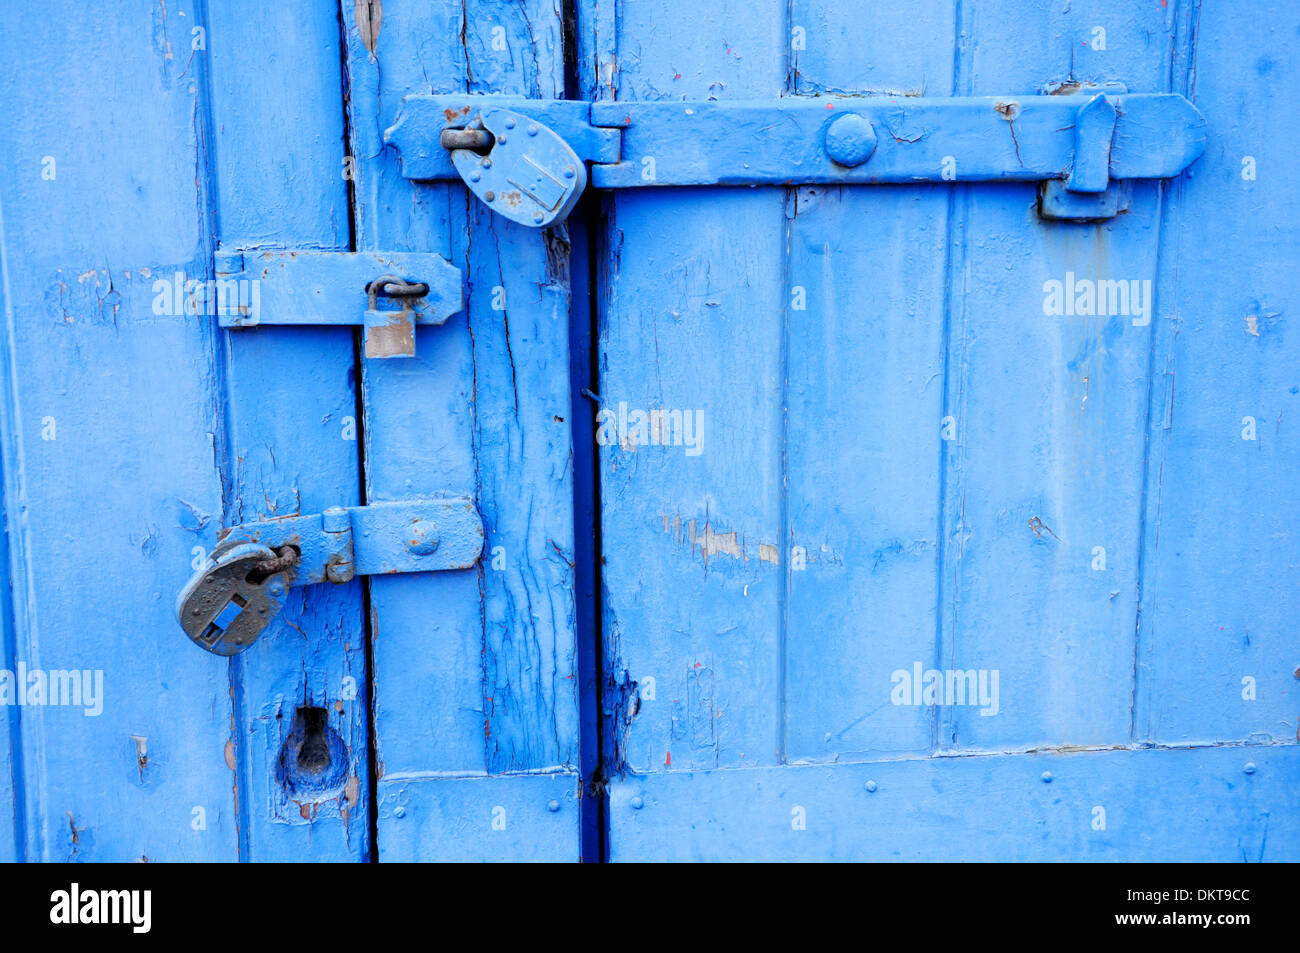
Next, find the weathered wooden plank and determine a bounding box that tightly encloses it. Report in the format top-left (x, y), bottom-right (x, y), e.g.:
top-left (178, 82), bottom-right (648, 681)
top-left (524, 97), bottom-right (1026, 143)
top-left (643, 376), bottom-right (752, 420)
top-left (783, 186), bottom-right (951, 761)
top-left (204, 0), bottom-right (368, 859)
top-left (376, 772), bottom-right (581, 861)
top-left (344, 0), bottom-right (481, 788)
top-left (932, 0), bottom-right (1176, 752)
top-left (343, 0), bottom-right (582, 859)
top-left (0, 442), bottom-right (19, 861)
top-left (1135, 0), bottom-right (1300, 745)
top-left (781, 0), bottom-right (955, 764)
top-left (594, 0), bottom-right (789, 774)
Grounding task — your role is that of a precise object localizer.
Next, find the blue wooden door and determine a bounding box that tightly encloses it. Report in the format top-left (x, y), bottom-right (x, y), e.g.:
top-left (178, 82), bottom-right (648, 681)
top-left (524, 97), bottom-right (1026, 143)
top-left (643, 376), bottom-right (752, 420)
top-left (2, 0), bottom-right (1296, 864)
top-left (579, 0), bottom-right (1300, 860)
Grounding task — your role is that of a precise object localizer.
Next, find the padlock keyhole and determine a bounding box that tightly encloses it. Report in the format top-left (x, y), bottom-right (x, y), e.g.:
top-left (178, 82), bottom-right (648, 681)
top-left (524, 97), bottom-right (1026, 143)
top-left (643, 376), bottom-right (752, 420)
top-left (201, 593), bottom-right (247, 643)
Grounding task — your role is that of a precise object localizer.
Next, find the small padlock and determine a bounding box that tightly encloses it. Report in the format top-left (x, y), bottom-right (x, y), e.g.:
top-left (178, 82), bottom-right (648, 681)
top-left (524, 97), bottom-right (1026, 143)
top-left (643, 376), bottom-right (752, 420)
top-left (364, 274), bottom-right (418, 359)
top-left (176, 542), bottom-right (292, 656)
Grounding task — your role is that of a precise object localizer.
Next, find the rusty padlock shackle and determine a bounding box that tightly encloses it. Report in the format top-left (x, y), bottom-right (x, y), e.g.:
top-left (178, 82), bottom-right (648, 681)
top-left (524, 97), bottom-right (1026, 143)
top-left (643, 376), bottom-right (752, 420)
top-left (366, 274), bottom-right (429, 304)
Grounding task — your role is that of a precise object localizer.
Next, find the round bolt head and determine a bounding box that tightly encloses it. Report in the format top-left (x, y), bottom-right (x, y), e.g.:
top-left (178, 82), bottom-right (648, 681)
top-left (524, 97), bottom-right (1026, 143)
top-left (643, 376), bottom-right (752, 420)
top-left (469, 171), bottom-right (481, 182)
top-left (484, 190), bottom-right (495, 202)
top-left (824, 112), bottom-right (878, 167)
top-left (865, 780), bottom-right (878, 793)
top-left (393, 805), bottom-right (407, 818)
top-left (481, 157), bottom-right (492, 169)
top-left (1244, 761), bottom-right (1257, 774)
top-left (505, 117), bottom-right (516, 129)
top-left (405, 518), bottom-right (441, 556)
top-left (527, 124), bottom-right (539, 136)
top-left (547, 799), bottom-right (561, 813)
top-left (629, 795), bottom-right (644, 810)
top-left (497, 134), bottom-right (507, 145)
top-left (1041, 770), bottom-right (1054, 783)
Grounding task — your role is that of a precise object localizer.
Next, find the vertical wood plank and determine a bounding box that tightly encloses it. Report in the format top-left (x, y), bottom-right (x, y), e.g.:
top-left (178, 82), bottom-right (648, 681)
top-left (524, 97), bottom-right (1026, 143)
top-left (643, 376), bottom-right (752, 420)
top-left (204, 0), bottom-right (368, 860)
top-left (939, 0), bottom-right (1177, 750)
top-left (1135, 0), bottom-right (1300, 745)
top-left (597, 0), bottom-right (789, 775)
top-left (343, 0), bottom-right (582, 859)
top-left (781, 0), bottom-right (955, 763)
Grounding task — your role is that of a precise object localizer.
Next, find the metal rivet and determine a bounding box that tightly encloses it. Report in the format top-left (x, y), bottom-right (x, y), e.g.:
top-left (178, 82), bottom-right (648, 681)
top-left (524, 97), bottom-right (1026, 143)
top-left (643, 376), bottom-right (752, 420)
top-left (1041, 771), bottom-right (1053, 783)
top-left (1244, 762), bottom-right (1257, 774)
top-left (527, 124), bottom-right (539, 136)
top-left (393, 806), bottom-right (406, 818)
top-left (469, 171), bottom-right (481, 182)
top-left (505, 118), bottom-right (516, 130)
top-left (630, 795), bottom-right (644, 810)
top-left (485, 191), bottom-right (495, 202)
top-left (865, 780), bottom-right (877, 793)
top-left (564, 167), bottom-right (575, 179)
top-left (497, 134), bottom-right (507, 145)
top-left (547, 799), bottom-right (560, 813)
top-left (824, 112), bottom-right (878, 167)
top-left (481, 158), bottom-right (492, 169)
top-left (532, 213), bottom-right (544, 224)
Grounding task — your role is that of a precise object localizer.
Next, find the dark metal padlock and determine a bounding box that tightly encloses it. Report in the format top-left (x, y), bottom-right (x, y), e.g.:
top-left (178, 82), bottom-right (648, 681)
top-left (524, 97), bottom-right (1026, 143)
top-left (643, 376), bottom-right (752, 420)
top-left (176, 543), bottom-right (291, 656)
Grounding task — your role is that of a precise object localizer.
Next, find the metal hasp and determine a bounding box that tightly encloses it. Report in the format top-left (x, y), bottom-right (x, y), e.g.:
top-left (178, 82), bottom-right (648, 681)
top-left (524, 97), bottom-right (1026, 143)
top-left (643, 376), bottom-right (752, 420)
top-left (177, 498), bottom-right (485, 656)
top-left (385, 92), bottom-right (1207, 225)
top-left (212, 248), bottom-right (465, 358)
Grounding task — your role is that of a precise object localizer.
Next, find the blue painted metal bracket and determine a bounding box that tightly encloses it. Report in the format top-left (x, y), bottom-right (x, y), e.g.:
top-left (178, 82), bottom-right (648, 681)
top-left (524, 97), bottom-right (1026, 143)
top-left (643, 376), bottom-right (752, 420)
top-left (177, 498), bottom-right (485, 655)
top-left (387, 98), bottom-right (619, 182)
top-left (385, 92), bottom-right (1206, 222)
top-left (211, 248), bottom-right (464, 337)
top-left (211, 498), bottom-right (485, 583)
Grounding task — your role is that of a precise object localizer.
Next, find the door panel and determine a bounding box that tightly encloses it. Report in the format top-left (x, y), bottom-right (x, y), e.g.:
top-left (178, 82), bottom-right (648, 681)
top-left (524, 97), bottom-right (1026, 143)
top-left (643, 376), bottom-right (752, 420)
top-left (583, 0), bottom-right (1300, 860)
top-left (0, 2), bottom-right (247, 860)
top-left (590, 1), bottom-right (791, 781)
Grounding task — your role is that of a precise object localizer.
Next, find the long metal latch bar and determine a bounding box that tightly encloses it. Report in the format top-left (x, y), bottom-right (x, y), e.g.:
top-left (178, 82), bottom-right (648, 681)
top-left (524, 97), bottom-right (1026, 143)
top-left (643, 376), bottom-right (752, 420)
top-left (384, 92), bottom-right (1207, 224)
top-left (177, 498), bottom-right (484, 656)
top-left (211, 248), bottom-right (464, 357)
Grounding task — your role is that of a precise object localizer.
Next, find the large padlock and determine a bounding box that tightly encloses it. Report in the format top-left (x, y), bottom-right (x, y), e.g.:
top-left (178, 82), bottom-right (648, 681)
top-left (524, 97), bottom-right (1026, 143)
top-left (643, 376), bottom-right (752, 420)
top-left (176, 542), bottom-right (294, 656)
top-left (444, 107), bottom-right (586, 228)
